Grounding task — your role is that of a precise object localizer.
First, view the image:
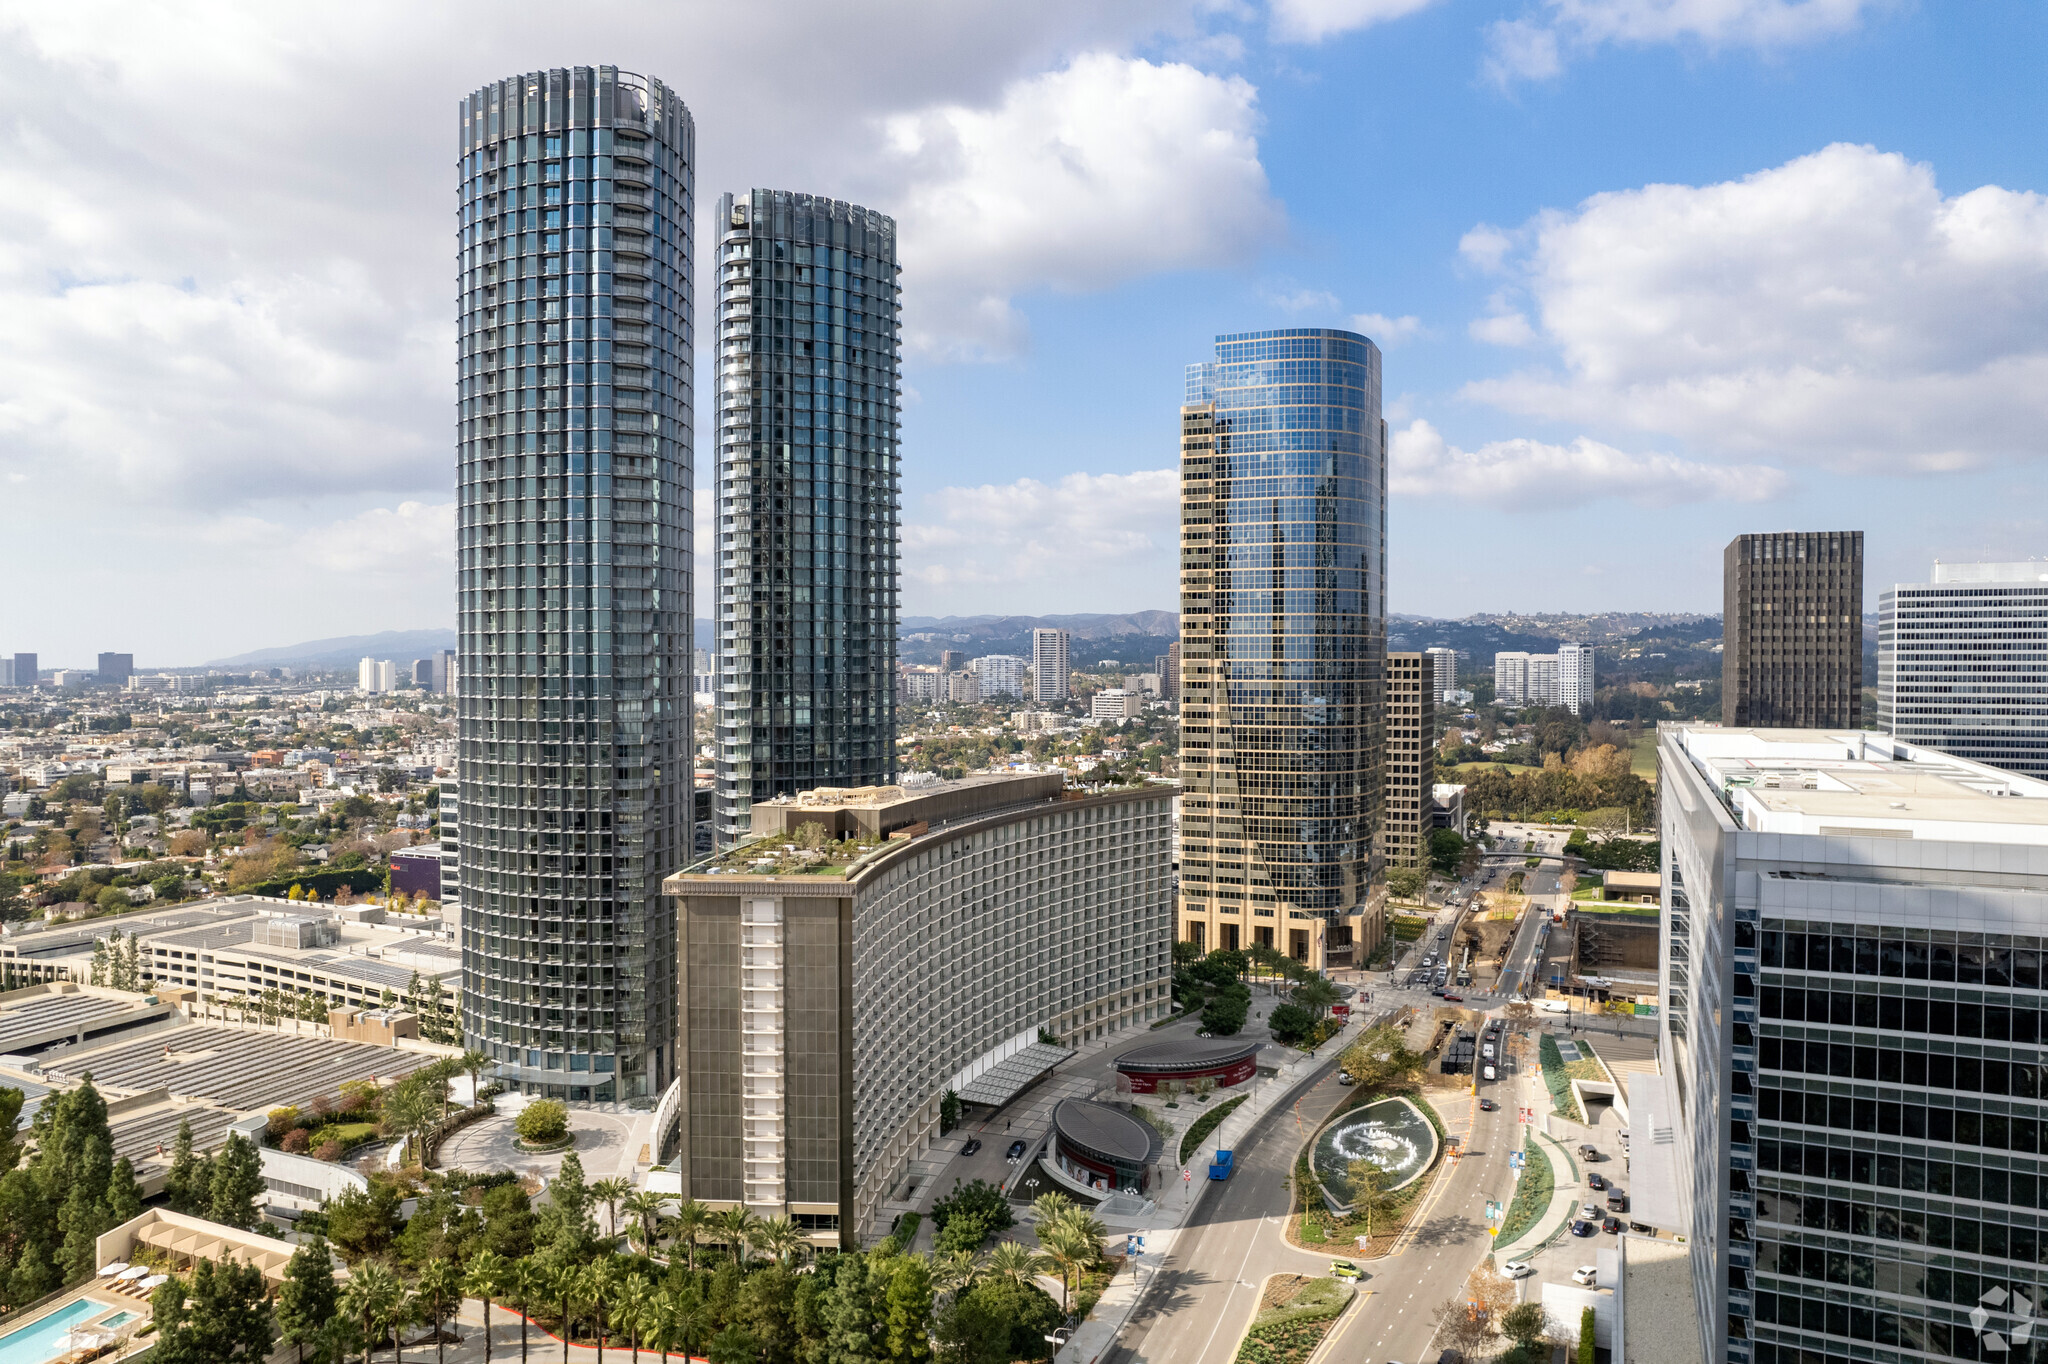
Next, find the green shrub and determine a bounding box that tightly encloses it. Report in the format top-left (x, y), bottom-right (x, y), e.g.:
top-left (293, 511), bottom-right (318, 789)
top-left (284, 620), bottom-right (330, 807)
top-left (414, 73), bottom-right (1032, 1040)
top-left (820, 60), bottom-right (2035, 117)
top-left (1580, 1307), bottom-right (1596, 1364)
top-left (515, 1099), bottom-right (568, 1144)
top-left (1180, 1095), bottom-right (1247, 1163)
top-left (930, 1178), bottom-right (1014, 1235)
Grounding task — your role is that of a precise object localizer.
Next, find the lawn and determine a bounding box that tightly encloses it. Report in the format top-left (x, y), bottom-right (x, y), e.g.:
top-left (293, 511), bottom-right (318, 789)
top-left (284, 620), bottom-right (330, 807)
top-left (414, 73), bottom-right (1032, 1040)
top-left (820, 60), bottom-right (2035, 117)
top-left (1237, 1276), bottom-right (1354, 1364)
top-left (1630, 732), bottom-right (1659, 783)
top-left (1392, 914), bottom-right (1429, 942)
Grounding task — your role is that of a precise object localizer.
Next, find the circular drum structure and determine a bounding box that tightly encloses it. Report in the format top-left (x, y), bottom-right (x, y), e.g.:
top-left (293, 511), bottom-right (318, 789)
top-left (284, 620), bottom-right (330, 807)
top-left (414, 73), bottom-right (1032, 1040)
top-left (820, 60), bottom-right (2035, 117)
top-left (1051, 1099), bottom-right (1163, 1195)
top-left (1113, 1037), bottom-right (1263, 1094)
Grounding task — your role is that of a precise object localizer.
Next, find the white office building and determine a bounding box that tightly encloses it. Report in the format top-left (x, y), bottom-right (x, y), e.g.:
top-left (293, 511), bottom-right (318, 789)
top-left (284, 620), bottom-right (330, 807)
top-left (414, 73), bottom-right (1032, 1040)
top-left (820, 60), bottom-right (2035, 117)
top-left (1654, 725), bottom-right (2048, 1364)
top-left (971, 654), bottom-right (1026, 700)
top-left (1425, 647), bottom-right (1458, 702)
top-left (1033, 629), bottom-right (1071, 703)
top-left (357, 658), bottom-right (395, 694)
top-left (1879, 560), bottom-right (2048, 780)
top-left (1092, 688), bottom-right (1142, 720)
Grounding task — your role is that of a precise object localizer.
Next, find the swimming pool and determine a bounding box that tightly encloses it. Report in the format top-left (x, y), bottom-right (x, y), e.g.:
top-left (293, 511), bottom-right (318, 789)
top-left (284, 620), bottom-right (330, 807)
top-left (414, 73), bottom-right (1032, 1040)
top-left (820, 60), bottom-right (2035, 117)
top-left (0, 1298), bottom-right (124, 1364)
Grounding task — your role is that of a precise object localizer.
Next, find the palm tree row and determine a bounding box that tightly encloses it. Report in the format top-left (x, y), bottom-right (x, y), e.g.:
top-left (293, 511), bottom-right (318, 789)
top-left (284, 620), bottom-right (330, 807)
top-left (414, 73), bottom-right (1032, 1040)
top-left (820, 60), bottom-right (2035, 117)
top-left (1026, 1192), bottom-right (1111, 1316)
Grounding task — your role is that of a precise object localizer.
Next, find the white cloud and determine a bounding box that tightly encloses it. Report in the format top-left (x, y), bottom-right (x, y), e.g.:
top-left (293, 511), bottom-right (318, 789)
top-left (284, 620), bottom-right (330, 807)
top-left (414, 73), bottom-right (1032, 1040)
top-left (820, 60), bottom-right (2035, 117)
top-left (1272, 287), bottom-right (1344, 313)
top-left (1390, 418), bottom-right (1792, 506)
top-left (1461, 144), bottom-right (2048, 473)
top-left (1458, 224), bottom-right (1517, 273)
top-left (1349, 312), bottom-right (1423, 346)
top-left (903, 469), bottom-right (1179, 607)
top-left (884, 53), bottom-right (1281, 359)
top-left (1485, 0), bottom-right (1884, 81)
top-left (303, 502), bottom-right (457, 575)
top-left (1469, 292), bottom-right (1537, 346)
top-left (1270, 0), bottom-right (1446, 44)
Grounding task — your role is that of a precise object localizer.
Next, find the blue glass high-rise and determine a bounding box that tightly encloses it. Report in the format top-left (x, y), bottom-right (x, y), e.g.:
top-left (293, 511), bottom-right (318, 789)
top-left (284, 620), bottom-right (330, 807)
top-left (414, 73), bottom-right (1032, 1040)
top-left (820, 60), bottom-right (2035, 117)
top-left (1176, 328), bottom-right (1386, 969)
top-left (454, 68), bottom-right (693, 1101)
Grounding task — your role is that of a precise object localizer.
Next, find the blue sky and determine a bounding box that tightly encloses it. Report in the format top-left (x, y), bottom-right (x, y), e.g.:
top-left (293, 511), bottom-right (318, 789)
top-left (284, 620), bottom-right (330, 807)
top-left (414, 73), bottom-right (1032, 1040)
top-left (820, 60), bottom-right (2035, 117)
top-left (1, 1), bottom-right (2044, 663)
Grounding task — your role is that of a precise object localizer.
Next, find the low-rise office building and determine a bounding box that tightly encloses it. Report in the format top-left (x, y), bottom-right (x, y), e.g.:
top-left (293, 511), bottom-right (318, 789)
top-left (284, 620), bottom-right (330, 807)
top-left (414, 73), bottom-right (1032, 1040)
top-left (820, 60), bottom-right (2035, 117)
top-left (662, 773), bottom-right (1174, 1246)
top-left (1657, 725), bottom-right (2048, 1364)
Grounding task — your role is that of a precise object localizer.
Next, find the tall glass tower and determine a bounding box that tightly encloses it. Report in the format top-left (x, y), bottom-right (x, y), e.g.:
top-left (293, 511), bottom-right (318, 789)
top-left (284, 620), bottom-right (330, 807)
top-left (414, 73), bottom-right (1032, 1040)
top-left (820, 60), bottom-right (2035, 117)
top-left (1176, 328), bottom-right (1386, 971)
top-left (712, 190), bottom-right (900, 846)
top-left (454, 68), bottom-right (693, 1101)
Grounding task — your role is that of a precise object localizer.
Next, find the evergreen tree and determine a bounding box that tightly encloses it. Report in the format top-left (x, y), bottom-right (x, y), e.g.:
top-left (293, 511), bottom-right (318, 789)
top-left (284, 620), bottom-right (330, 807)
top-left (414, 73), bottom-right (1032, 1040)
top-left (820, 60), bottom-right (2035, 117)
top-left (277, 1237), bottom-right (342, 1364)
top-left (882, 1258), bottom-right (933, 1363)
top-left (187, 1257), bottom-right (277, 1361)
top-left (820, 1253), bottom-right (883, 1364)
top-left (164, 1117), bottom-right (207, 1215)
top-left (0, 1086), bottom-right (22, 1172)
top-left (207, 1131), bottom-right (266, 1230)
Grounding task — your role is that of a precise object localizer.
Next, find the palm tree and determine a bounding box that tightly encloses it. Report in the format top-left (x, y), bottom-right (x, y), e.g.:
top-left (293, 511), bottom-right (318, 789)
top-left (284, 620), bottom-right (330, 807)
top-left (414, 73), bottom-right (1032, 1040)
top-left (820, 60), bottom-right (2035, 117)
top-left (931, 1249), bottom-right (977, 1297)
top-left (981, 1240), bottom-right (1048, 1285)
top-left (611, 1273), bottom-right (655, 1363)
top-left (383, 1079), bottom-right (440, 1168)
top-left (415, 1257), bottom-right (464, 1364)
top-left (507, 1259), bottom-right (549, 1364)
top-left (459, 1047), bottom-right (494, 1106)
top-left (591, 1177), bottom-right (634, 1244)
top-left (551, 1262), bottom-right (583, 1364)
top-left (463, 1250), bottom-right (511, 1364)
top-left (753, 1215), bottom-right (803, 1266)
top-left (1028, 1191), bottom-right (1074, 1225)
top-left (712, 1206), bottom-right (757, 1265)
top-left (1293, 975), bottom-right (1342, 1018)
top-left (669, 1199), bottom-right (712, 1272)
top-left (1037, 1222), bottom-right (1088, 1316)
top-left (580, 1257), bottom-right (623, 1364)
top-left (341, 1260), bottom-right (404, 1364)
top-left (619, 1191), bottom-right (670, 1254)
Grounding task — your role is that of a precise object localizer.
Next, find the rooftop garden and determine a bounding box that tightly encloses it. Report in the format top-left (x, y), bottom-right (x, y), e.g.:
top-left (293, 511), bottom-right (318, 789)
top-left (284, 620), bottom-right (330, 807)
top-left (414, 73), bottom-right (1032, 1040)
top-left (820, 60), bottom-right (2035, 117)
top-left (693, 827), bottom-right (889, 878)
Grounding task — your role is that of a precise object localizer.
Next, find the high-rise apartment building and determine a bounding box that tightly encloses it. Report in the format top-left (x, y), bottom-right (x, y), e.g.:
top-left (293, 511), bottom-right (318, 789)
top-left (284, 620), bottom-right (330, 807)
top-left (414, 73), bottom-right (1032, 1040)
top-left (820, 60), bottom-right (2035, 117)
top-left (1558, 642), bottom-right (1595, 716)
top-left (1654, 725), bottom-right (2048, 1364)
top-left (455, 67), bottom-right (694, 1100)
top-left (1163, 642), bottom-right (1182, 703)
top-left (1380, 653), bottom-right (1438, 870)
top-left (433, 648), bottom-right (457, 695)
top-left (96, 653), bottom-right (133, 687)
top-left (1527, 654), bottom-right (1559, 707)
top-left (938, 649), bottom-right (965, 674)
top-left (358, 657), bottom-right (391, 693)
top-left (711, 190), bottom-right (900, 848)
top-left (1425, 647), bottom-right (1458, 703)
top-left (1879, 561), bottom-right (2048, 780)
top-left (1494, 651), bottom-right (1529, 705)
top-left (971, 654), bottom-right (1025, 700)
top-left (1032, 629), bottom-right (1070, 703)
top-left (1177, 328), bottom-right (1386, 970)
top-left (10, 655), bottom-right (34, 689)
top-left (1724, 531), bottom-right (1864, 728)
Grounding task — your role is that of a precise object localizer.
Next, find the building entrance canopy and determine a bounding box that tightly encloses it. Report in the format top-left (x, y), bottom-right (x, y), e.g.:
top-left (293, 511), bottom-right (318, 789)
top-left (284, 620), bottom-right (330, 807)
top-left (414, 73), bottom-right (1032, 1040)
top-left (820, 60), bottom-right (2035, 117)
top-left (956, 1042), bottom-right (1072, 1108)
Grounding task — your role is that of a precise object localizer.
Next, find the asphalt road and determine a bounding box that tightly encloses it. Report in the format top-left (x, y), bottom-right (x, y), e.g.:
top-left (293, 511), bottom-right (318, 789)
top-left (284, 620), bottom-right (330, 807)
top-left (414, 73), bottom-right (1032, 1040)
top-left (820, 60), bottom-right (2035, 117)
top-left (1099, 1000), bottom-right (1524, 1364)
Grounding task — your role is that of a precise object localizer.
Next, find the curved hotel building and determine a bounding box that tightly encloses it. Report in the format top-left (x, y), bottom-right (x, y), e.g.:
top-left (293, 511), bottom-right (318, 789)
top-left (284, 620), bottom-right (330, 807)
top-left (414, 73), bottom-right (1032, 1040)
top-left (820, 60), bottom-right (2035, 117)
top-left (712, 190), bottom-right (901, 847)
top-left (1176, 328), bottom-right (1388, 969)
top-left (663, 774), bottom-right (1174, 1244)
top-left (453, 68), bottom-right (693, 1101)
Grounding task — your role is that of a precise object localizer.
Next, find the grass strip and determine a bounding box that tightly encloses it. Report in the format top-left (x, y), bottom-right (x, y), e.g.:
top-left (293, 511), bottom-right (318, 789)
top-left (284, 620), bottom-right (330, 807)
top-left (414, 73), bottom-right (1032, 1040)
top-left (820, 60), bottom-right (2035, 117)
top-left (1180, 1094), bottom-right (1249, 1164)
top-left (1496, 1132), bottom-right (1555, 1245)
top-left (1539, 1033), bottom-right (1585, 1123)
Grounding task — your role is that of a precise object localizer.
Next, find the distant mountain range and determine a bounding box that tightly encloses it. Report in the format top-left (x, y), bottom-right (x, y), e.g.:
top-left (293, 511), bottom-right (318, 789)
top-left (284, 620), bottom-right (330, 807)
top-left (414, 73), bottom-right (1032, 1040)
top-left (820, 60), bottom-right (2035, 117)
top-left (898, 612), bottom-right (1180, 667)
top-left (204, 629), bottom-right (458, 670)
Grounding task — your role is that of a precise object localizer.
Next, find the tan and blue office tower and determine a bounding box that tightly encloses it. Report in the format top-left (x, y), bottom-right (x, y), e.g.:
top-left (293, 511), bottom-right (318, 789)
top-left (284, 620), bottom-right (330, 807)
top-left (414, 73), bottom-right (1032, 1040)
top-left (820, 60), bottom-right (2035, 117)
top-left (454, 68), bottom-right (694, 1101)
top-left (1176, 328), bottom-right (1388, 970)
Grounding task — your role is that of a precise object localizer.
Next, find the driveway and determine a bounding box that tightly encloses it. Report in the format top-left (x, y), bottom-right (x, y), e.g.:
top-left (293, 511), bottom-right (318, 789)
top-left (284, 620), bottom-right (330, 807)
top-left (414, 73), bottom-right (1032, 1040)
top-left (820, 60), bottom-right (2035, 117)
top-left (435, 1107), bottom-right (644, 1184)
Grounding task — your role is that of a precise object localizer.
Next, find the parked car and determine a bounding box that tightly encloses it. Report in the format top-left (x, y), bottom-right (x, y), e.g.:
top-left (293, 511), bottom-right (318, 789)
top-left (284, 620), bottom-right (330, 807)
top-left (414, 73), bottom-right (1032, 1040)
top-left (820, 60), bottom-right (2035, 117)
top-left (1578, 1144), bottom-right (1602, 1161)
top-left (1607, 1192), bottom-right (1628, 1213)
top-left (1587, 1173), bottom-right (1606, 1190)
top-left (1580, 1202), bottom-right (1602, 1219)
top-left (1501, 1261), bottom-right (1534, 1278)
top-left (1573, 1266), bottom-right (1599, 1286)
top-left (1569, 1220), bottom-right (1598, 1237)
top-left (1602, 1216), bottom-right (1622, 1234)
top-left (1005, 1140), bottom-right (1028, 1162)
top-left (961, 1139), bottom-right (982, 1156)
top-left (1629, 1222), bottom-right (1655, 1234)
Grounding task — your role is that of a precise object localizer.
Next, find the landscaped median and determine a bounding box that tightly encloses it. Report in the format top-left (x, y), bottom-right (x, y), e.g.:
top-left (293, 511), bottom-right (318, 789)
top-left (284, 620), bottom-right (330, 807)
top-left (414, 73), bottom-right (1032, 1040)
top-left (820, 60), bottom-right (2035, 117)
top-left (1180, 1094), bottom-right (1249, 1164)
top-left (1495, 1130), bottom-right (1554, 1245)
top-left (1234, 1273), bottom-right (1355, 1363)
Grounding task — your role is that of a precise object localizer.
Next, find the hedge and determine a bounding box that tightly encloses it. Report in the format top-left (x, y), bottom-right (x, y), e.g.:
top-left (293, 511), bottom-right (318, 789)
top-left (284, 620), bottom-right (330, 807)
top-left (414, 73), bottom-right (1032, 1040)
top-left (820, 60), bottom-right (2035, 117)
top-left (1180, 1094), bottom-right (1249, 1164)
top-left (244, 866), bottom-right (385, 901)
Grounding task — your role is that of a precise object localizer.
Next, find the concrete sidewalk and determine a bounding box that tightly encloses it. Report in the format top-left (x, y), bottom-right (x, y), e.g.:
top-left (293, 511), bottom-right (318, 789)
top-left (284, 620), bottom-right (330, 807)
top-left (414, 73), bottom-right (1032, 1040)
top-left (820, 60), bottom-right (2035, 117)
top-left (1052, 1013), bottom-right (1368, 1364)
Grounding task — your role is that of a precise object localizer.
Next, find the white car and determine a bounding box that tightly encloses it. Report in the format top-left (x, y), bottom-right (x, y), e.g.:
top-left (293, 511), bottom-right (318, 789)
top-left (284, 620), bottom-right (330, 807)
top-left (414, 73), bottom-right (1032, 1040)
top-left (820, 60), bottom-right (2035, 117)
top-left (1573, 1266), bottom-right (1599, 1286)
top-left (1539, 1000), bottom-right (1570, 1014)
top-left (1502, 1261), bottom-right (1535, 1278)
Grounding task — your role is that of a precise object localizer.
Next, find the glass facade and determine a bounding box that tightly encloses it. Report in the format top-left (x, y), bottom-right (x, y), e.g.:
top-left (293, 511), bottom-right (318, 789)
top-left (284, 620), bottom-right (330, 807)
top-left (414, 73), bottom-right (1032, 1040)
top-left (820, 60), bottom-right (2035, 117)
top-left (712, 190), bottom-right (901, 846)
top-left (454, 67), bottom-right (694, 1100)
top-left (1177, 328), bottom-right (1386, 969)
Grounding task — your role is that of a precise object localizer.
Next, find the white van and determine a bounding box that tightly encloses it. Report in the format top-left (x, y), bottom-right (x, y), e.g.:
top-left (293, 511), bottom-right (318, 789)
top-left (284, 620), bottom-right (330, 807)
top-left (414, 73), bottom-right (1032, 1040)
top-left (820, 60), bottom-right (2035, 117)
top-left (1483, 1064), bottom-right (1497, 1081)
top-left (1539, 1000), bottom-right (1570, 1014)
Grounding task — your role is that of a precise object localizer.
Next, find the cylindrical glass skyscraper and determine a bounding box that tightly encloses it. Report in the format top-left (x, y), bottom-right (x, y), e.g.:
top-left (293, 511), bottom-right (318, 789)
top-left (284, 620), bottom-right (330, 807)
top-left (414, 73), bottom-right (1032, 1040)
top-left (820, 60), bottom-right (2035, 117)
top-left (1176, 328), bottom-right (1386, 970)
top-left (711, 190), bottom-right (900, 846)
top-left (454, 67), bottom-right (693, 1100)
